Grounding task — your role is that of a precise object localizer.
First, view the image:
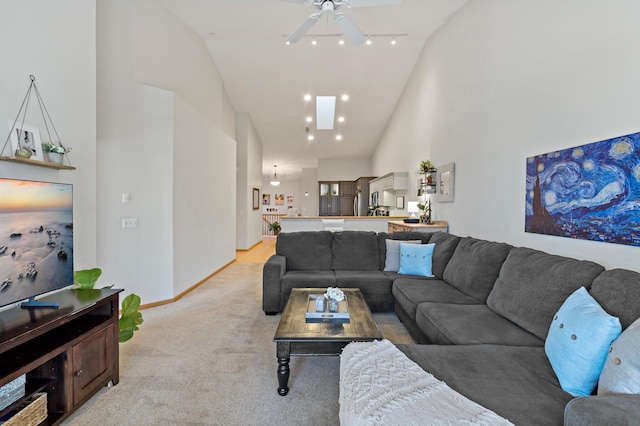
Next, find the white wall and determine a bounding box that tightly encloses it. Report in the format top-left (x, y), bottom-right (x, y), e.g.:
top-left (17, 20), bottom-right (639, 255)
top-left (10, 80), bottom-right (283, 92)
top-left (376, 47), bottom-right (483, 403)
top-left (236, 113), bottom-right (263, 249)
top-left (317, 157), bottom-right (372, 181)
top-left (0, 0), bottom-right (97, 268)
top-left (299, 168), bottom-right (319, 216)
top-left (262, 180), bottom-right (302, 216)
top-left (97, 0), bottom-right (237, 304)
top-left (372, 0), bottom-right (640, 273)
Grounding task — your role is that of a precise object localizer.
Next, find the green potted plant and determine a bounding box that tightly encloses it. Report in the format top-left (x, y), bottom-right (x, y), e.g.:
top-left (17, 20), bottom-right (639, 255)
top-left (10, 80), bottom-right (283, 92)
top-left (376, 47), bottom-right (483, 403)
top-left (42, 141), bottom-right (71, 164)
top-left (75, 268), bottom-right (143, 343)
top-left (268, 221), bottom-right (281, 235)
top-left (419, 159), bottom-right (434, 174)
top-left (417, 199), bottom-right (432, 224)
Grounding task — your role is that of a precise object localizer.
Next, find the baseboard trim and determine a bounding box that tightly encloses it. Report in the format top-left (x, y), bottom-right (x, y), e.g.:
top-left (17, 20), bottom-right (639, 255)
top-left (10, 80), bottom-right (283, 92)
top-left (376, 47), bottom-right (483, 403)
top-left (236, 239), bottom-right (263, 252)
top-left (138, 259), bottom-right (237, 310)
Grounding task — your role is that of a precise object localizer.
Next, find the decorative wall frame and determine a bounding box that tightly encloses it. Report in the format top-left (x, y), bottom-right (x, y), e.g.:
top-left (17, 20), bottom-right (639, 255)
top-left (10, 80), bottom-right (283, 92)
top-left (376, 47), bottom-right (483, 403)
top-left (395, 196), bottom-right (405, 209)
top-left (437, 162), bottom-right (455, 202)
top-left (526, 132), bottom-right (640, 247)
top-left (252, 188), bottom-right (260, 210)
top-left (8, 121), bottom-right (44, 161)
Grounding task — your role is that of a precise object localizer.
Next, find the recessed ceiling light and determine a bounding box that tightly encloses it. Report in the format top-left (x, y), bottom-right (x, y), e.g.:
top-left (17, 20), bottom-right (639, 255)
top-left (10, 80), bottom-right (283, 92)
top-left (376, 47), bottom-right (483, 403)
top-left (304, 94), bottom-right (312, 102)
top-left (306, 116), bottom-right (313, 123)
top-left (341, 94), bottom-right (349, 101)
top-left (336, 134), bottom-right (343, 141)
top-left (308, 134), bottom-right (314, 141)
top-left (338, 116), bottom-right (345, 123)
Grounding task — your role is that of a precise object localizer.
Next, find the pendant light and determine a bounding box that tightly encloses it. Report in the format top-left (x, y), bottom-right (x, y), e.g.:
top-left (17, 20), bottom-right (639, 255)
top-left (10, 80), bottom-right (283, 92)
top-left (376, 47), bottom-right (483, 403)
top-left (270, 165), bottom-right (281, 186)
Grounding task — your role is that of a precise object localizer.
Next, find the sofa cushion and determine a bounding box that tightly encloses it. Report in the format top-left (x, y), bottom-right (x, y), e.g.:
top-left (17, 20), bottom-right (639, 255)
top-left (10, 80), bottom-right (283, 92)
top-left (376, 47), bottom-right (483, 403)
top-left (280, 270), bottom-right (336, 293)
top-left (486, 247), bottom-right (605, 341)
top-left (332, 231), bottom-right (380, 271)
top-left (377, 232), bottom-right (433, 271)
top-left (276, 231), bottom-right (334, 270)
top-left (398, 243), bottom-right (435, 277)
top-left (393, 279), bottom-right (481, 321)
top-left (382, 239), bottom-right (421, 272)
top-left (564, 394), bottom-right (640, 426)
top-left (442, 237), bottom-right (512, 302)
top-left (334, 271), bottom-right (393, 296)
top-left (589, 269), bottom-right (640, 330)
top-left (545, 287), bottom-right (621, 397)
top-left (416, 302), bottom-right (543, 346)
top-left (397, 344), bottom-right (573, 426)
top-left (598, 317), bottom-right (640, 396)
top-left (428, 232), bottom-right (461, 279)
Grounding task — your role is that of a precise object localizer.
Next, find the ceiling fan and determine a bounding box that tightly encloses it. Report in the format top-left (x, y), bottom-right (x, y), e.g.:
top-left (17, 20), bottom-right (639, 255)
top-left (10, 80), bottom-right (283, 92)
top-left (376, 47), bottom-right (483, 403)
top-left (285, 0), bottom-right (402, 45)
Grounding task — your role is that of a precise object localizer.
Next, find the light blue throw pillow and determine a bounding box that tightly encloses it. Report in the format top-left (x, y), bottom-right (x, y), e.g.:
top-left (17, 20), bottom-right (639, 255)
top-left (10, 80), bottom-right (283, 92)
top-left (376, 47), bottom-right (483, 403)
top-left (383, 239), bottom-right (422, 272)
top-left (545, 287), bottom-right (622, 397)
top-left (398, 243), bottom-right (435, 277)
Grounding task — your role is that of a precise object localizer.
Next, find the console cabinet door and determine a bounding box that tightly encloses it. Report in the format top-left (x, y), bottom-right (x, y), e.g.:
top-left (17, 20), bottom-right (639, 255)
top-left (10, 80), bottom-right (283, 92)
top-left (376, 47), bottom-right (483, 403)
top-left (72, 324), bottom-right (115, 405)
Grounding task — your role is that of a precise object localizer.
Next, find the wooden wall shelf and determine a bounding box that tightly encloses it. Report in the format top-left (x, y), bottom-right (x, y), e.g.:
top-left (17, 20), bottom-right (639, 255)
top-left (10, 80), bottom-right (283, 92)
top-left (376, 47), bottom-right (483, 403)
top-left (0, 156), bottom-right (75, 170)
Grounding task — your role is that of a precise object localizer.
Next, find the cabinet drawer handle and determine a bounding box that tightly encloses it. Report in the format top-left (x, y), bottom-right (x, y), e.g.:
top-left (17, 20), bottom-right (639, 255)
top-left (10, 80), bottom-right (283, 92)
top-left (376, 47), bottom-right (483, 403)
top-left (75, 370), bottom-right (83, 377)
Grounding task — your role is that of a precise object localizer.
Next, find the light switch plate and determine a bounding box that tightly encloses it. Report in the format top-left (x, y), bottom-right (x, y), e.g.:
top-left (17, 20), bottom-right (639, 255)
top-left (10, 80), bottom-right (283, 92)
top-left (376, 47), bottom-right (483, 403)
top-left (122, 218), bottom-right (138, 228)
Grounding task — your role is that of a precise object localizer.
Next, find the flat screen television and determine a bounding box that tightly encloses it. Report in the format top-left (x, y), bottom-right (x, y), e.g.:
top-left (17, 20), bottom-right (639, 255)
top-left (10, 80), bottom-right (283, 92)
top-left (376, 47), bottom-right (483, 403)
top-left (0, 177), bottom-right (73, 309)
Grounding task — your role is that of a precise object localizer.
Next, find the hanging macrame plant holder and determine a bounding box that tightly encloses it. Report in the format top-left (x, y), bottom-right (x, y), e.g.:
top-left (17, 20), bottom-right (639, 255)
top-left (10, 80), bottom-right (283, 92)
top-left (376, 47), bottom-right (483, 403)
top-left (1, 75), bottom-right (72, 167)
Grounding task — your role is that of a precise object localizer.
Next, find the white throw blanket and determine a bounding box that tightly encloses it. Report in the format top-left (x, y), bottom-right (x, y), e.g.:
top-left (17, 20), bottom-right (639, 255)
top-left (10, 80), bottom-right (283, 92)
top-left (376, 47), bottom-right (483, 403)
top-left (340, 339), bottom-right (514, 426)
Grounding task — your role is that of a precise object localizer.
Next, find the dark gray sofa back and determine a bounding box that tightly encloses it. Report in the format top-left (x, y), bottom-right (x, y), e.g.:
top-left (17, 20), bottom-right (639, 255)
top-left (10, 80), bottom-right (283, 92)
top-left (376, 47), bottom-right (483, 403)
top-left (429, 232), bottom-right (462, 279)
top-left (590, 269), bottom-right (640, 330)
top-left (486, 247), bottom-right (605, 340)
top-left (442, 237), bottom-right (513, 302)
top-left (332, 231), bottom-right (380, 270)
top-left (276, 231), bottom-right (334, 270)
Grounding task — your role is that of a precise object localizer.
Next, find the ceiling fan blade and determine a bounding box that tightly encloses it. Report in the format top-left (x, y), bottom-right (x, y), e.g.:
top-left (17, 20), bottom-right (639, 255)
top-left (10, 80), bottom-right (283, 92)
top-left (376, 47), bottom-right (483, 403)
top-left (286, 13), bottom-right (321, 43)
top-left (347, 0), bottom-right (402, 8)
top-left (334, 12), bottom-right (366, 45)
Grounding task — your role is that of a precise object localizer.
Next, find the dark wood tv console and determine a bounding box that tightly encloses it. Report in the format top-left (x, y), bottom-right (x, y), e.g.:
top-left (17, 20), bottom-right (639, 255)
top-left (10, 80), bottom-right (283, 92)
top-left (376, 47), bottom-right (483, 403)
top-left (0, 288), bottom-right (122, 425)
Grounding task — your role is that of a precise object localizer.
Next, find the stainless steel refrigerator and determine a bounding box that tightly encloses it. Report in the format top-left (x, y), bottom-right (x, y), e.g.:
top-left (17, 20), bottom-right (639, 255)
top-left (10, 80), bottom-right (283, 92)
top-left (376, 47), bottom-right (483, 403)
top-left (353, 177), bottom-right (373, 216)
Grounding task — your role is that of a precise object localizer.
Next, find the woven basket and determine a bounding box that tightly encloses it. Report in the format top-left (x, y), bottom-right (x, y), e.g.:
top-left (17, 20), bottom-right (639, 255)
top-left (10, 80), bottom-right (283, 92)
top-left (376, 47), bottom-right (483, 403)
top-left (4, 393), bottom-right (47, 426)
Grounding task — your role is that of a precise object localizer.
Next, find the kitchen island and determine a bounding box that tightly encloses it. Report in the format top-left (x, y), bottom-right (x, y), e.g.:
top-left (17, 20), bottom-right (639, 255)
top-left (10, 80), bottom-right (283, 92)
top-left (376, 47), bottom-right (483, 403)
top-left (281, 216), bottom-right (408, 233)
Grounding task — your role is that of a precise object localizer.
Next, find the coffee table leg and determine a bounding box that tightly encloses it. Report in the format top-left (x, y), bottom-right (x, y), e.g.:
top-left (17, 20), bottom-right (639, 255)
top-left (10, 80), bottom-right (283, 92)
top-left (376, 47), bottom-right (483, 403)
top-left (276, 341), bottom-right (291, 396)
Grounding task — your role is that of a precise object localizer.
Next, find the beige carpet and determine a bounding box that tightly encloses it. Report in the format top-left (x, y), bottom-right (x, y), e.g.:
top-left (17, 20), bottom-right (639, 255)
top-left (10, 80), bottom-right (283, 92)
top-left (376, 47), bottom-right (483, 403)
top-left (64, 262), bottom-right (414, 426)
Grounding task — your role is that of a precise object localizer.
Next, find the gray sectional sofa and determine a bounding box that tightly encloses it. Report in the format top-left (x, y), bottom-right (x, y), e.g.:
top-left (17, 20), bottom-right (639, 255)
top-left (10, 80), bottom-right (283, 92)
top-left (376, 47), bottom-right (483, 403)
top-left (262, 230), bottom-right (640, 425)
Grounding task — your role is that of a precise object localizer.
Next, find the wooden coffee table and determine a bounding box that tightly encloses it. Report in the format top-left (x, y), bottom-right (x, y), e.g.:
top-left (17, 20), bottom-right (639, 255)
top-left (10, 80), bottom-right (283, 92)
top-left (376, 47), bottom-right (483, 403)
top-left (273, 288), bottom-right (382, 396)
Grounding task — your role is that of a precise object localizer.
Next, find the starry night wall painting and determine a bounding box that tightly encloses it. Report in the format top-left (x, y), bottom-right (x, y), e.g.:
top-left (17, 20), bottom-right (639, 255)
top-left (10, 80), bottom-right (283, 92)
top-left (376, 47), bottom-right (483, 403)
top-left (526, 132), bottom-right (640, 247)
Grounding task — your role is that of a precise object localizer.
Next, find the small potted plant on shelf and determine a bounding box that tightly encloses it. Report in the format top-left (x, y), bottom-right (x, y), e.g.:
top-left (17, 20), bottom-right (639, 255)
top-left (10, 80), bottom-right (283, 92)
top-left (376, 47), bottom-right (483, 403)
top-left (419, 159), bottom-right (434, 173)
top-left (41, 141), bottom-right (71, 164)
top-left (268, 221), bottom-right (281, 235)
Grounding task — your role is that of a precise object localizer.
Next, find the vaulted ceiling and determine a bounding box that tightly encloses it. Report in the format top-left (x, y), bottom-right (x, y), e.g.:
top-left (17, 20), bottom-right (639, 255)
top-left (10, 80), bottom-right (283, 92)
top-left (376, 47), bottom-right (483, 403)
top-left (159, 0), bottom-right (468, 180)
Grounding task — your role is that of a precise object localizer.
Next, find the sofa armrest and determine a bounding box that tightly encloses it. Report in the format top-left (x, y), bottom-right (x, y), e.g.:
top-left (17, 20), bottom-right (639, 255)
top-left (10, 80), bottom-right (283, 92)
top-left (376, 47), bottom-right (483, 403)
top-left (564, 394), bottom-right (640, 425)
top-left (263, 254), bottom-right (286, 314)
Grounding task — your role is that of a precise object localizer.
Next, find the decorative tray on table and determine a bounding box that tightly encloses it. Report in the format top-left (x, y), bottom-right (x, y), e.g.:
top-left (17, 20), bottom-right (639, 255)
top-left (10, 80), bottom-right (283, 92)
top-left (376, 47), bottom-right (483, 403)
top-left (305, 294), bottom-right (350, 323)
